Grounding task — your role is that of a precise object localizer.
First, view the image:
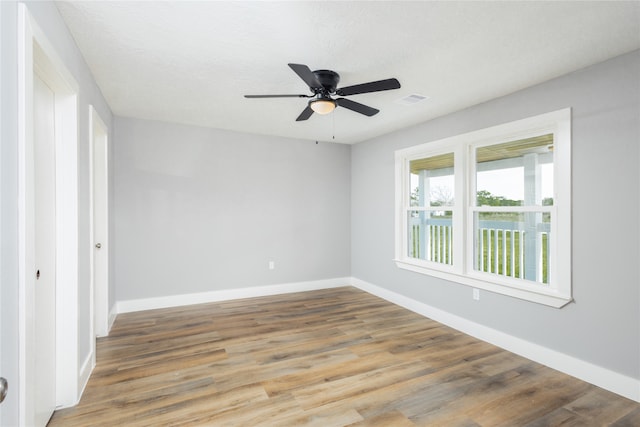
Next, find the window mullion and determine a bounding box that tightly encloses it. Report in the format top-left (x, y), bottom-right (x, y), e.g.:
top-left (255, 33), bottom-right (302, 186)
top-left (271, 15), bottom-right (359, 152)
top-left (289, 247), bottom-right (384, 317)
top-left (465, 142), bottom-right (476, 276)
top-left (454, 144), bottom-right (466, 275)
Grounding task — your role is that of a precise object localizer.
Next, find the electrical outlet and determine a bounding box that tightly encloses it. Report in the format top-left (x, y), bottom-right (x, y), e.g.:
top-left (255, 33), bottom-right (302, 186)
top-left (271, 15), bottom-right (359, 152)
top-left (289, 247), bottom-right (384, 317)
top-left (268, 261), bottom-right (275, 270)
top-left (473, 288), bottom-right (480, 301)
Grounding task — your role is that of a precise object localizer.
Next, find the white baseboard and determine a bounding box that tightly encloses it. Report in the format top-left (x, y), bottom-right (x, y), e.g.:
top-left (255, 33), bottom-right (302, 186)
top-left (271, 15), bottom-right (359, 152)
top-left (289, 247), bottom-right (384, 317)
top-left (67, 352), bottom-right (95, 409)
top-left (351, 277), bottom-right (640, 403)
top-left (108, 304), bottom-right (117, 332)
top-left (116, 277), bottom-right (351, 314)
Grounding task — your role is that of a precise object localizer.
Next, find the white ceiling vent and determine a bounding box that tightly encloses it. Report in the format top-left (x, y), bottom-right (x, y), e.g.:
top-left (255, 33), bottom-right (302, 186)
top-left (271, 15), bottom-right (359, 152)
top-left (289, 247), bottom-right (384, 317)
top-left (395, 94), bottom-right (430, 106)
top-left (395, 93), bottom-right (429, 105)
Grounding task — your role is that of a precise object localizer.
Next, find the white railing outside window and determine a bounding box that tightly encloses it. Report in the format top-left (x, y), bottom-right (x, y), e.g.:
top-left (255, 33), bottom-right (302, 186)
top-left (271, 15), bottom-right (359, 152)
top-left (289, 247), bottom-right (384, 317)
top-left (410, 218), bottom-right (550, 283)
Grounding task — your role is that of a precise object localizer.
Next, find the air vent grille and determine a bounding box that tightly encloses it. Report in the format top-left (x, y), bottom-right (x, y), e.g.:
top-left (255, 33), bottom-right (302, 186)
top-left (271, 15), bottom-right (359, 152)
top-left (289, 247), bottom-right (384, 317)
top-left (395, 94), bottom-right (429, 106)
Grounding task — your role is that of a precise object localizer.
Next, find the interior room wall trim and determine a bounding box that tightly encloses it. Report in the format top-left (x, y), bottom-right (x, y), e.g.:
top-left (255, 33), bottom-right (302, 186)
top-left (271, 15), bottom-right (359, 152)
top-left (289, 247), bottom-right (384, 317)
top-left (108, 305), bottom-right (117, 333)
top-left (116, 277), bottom-right (351, 314)
top-left (351, 277), bottom-right (640, 403)
top-left (76, 352), bottom-right (94, 409)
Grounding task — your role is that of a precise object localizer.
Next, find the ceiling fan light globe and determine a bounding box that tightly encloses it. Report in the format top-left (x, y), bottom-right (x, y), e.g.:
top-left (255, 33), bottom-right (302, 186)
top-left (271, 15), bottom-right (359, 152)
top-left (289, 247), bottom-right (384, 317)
top-left (310, 99), bottom-right (336, 115)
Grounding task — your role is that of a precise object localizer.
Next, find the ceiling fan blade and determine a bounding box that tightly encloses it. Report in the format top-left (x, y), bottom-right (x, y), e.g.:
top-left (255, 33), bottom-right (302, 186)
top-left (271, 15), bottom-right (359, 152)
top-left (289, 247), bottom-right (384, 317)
top-left (245, 94), bottom-right (310, 98)
top-left (336, 98), bottom-right (379, 116)
top-left (336, 78), bottom-right (401, 96)
top-left (296, 105), bottom-right (314, 121)
top-left (288, 63), bottom-right (322, 89)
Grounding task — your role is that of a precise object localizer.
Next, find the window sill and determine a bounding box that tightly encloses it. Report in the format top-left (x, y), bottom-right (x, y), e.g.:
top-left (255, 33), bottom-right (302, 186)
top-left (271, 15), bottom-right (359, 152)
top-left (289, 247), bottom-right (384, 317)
top-left (394, 259), bottom-right (572, 308)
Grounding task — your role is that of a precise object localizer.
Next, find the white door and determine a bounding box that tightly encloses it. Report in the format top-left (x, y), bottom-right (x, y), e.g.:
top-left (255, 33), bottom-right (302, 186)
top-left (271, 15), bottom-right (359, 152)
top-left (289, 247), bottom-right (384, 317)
top-left (33, 73), bottom-right (57, 426)
top-left (91, 108), bottom-right (109, 338)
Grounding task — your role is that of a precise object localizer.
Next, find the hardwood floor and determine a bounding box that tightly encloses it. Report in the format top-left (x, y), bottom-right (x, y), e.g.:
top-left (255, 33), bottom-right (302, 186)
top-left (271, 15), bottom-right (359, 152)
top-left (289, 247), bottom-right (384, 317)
top-left (49, 287), bottom-right (639, 426)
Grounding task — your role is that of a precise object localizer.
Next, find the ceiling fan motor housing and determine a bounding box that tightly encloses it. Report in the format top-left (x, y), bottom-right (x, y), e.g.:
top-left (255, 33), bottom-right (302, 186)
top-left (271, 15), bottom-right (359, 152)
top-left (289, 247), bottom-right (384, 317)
top-left (312, 70), bottom-right (340, 94)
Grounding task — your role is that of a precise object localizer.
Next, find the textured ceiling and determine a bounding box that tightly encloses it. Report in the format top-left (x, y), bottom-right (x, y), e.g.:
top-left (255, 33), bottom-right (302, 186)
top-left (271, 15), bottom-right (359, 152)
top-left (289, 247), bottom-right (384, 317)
top-left (56, 1), bottom-right (640, 144)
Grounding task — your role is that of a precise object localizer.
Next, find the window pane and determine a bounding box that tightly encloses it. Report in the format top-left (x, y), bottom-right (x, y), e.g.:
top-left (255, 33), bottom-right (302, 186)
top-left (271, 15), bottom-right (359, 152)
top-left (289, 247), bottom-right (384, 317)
top-left (473, 211), bottom-right (551, 284)
top-left (407, 210), bottom-right (453, 265)
top-left (476, 134), bottom-right (554, 207)
top-left (410, 153), bottom-right (454, 207)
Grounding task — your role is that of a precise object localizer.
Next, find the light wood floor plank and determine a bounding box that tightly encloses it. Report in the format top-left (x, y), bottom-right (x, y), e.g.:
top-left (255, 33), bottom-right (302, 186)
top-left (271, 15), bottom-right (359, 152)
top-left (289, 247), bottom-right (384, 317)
top-left (48, 287), bottom-right (639, 426)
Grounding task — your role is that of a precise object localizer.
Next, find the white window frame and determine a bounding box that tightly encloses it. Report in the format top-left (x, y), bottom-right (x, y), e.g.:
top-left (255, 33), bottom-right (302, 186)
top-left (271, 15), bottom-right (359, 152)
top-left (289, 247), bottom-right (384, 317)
top-left (395, 109), bottom-right (572, 308)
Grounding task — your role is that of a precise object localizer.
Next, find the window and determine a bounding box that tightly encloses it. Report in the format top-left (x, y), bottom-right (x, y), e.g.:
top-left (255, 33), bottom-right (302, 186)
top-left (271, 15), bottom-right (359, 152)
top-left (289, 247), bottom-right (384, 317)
top-left (395, 109), bottom-right (571, 307)
top-left (408, 153), bottom-right (455, 266)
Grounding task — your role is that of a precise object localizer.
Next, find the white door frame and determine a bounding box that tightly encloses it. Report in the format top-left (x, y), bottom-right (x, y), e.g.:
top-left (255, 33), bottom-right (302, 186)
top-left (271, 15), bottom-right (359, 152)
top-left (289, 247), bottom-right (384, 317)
top-left (18, 5), bottom-right (80, 424)
top-left (89, 105), bottom-right (109, 352)
top-left (0, 3), bottom-right (3, 420)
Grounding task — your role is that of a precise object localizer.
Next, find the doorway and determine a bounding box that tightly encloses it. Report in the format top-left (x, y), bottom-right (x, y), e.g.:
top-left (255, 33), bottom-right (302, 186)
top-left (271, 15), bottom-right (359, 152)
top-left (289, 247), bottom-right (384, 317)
top-left (18, 5), bottom-right (80, 425)
top-left (90, 106), bottom-right (109, 345)
top-left (32, 71), bottom-right (57, 427)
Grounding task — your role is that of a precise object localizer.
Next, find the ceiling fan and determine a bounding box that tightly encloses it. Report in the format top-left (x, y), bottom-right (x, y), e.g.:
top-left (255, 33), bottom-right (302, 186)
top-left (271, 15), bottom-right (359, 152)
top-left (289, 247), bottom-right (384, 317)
top-left (244, 63), bottom-right (401, 121)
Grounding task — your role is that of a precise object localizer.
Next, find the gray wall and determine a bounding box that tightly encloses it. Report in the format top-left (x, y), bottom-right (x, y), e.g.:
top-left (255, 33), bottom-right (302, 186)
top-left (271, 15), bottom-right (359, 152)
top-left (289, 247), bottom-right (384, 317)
top-left (351, 50), bottom-right (640, 379)
top-left (113, 118), bottom-right (351, 301)
top-left (1, 1), bottom-right (113, 424)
